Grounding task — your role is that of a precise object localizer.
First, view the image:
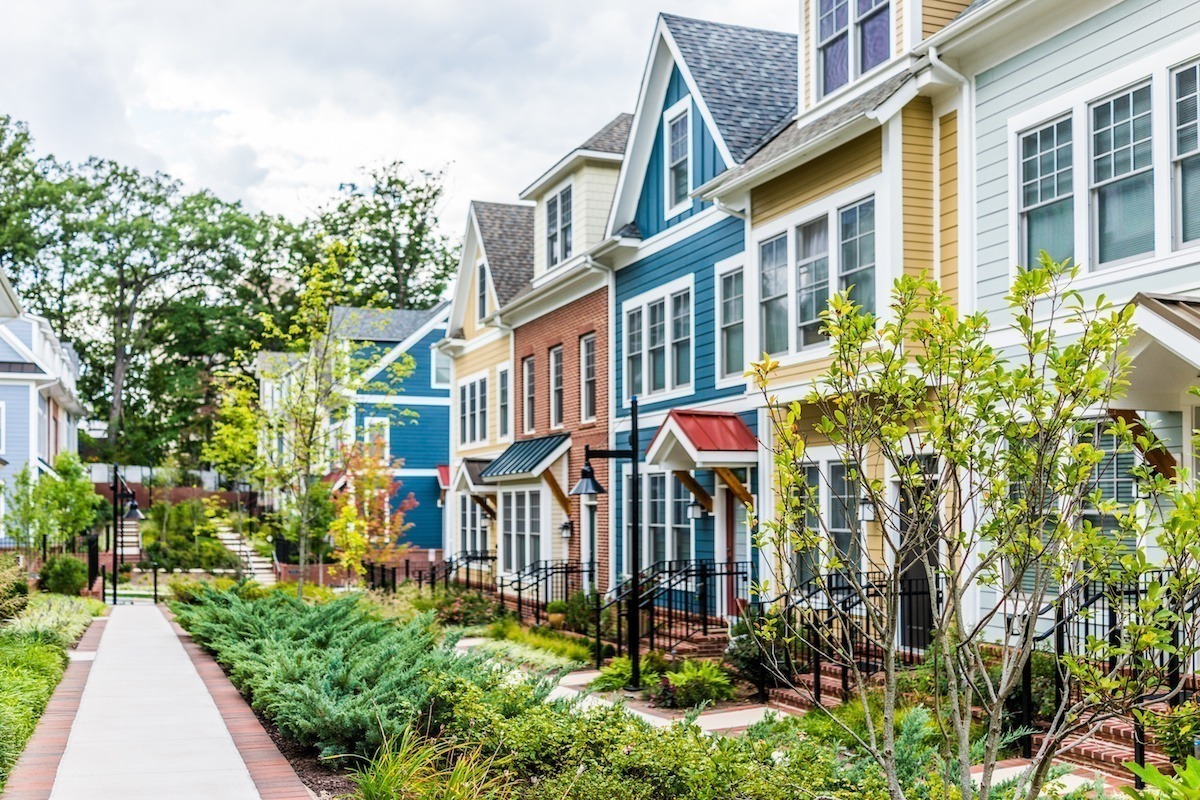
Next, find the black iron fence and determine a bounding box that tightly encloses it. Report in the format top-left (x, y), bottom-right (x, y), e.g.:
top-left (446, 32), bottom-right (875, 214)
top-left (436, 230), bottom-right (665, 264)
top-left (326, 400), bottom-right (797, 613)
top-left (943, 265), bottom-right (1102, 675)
top-left (497, 560), bottom-right (594, 625)
top-left (364, 551), bottom-right (497, 595)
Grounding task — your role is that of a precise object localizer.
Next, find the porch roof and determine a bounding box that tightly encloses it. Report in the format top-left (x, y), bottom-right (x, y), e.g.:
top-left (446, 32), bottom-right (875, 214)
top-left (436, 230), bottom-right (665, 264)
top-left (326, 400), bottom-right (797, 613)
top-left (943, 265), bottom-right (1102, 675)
top-left (455, 459), bottom-right (495, 494)
top-left (646, 409), bottom-right (758, 470)
top-left (480, 434), bottom-right (570, 482)
top-left (436, 465), bottom-right (450, 489)
top-left (1125, 293), bottom-right (1200, 409)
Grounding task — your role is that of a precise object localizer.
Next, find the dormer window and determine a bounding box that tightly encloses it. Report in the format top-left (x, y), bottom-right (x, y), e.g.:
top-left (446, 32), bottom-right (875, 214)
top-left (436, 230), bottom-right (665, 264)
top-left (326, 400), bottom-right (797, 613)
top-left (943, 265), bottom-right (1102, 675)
top-left (547, 184), bottom-right (573, 267)
top-left (664, 99), bottom-right (692, 217)
top-left (818, 0), bottom-right (890, 98)
top-left (477, 262), bottom-right (488, 322)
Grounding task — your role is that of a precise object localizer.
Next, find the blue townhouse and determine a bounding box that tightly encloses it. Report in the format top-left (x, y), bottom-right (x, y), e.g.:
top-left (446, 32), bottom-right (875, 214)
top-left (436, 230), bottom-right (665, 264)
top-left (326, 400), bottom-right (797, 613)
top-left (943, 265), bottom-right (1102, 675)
top-left (332, 304), bottom-right (451, 553)
top-left (598, 14), bottom-right (796, 625)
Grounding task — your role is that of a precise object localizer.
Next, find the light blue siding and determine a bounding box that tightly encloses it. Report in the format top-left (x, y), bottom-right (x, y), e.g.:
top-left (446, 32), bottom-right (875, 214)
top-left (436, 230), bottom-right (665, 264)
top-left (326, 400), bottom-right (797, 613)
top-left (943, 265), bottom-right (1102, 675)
top-left (973, 0), bottom-right (1200, 316)
top-left (634, 67), bottom-right (728, 239)
top-left (0, 384), bottom-right (32, 490)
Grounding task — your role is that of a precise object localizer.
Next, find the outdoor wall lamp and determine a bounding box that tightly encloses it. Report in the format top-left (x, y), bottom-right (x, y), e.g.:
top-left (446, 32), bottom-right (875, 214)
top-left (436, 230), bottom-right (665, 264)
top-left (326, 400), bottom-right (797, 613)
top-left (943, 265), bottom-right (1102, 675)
top-left (560, 519), bottom-right (573, 538)
top-left (858, 494), bottom-right (877, 522)
top-left (686, 500), bottom-right (707, 520)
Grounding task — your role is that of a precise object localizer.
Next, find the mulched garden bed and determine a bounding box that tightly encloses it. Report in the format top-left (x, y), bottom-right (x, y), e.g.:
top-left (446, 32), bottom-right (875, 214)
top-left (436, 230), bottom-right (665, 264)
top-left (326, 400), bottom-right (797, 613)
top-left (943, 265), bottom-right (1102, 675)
top-left (253, 706), bottom-right (358, 799)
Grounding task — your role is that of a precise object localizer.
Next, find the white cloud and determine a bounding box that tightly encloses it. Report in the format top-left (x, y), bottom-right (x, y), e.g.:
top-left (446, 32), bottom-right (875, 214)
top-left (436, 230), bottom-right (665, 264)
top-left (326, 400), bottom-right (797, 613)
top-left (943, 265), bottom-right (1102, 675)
top-left (0, 0), bottom-right (795, 229)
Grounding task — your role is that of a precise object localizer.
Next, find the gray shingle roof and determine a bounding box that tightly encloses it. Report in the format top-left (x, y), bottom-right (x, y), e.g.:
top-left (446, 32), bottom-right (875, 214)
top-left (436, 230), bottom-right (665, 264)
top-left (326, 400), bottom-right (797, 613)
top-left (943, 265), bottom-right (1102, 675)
top-left (472, 201), bottom-right (534, 307)
top-left (332, 302), bottom-right (446, 342)
top-left (718, 70), bottom-right (917, 186)
top-left (956, 0), bottom-right (1001, 20)
top-left (481, 434), bottom-right (570, 481)
top-left (661, 14), bottom-right (797, 164)
top-left (579, 113), bottom-right (633, 155)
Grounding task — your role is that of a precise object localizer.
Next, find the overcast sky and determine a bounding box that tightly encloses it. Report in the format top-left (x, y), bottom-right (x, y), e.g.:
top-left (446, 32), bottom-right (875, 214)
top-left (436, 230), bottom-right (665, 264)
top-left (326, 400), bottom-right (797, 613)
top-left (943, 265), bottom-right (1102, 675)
top-left (0, 1), bottom-right (794, 235)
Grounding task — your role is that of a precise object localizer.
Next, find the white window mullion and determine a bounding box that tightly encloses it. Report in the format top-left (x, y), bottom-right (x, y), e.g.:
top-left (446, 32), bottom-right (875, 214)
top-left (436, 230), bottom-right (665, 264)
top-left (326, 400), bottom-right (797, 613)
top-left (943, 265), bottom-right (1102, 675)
top-left (1153, 70), bottom-right (1174, 257)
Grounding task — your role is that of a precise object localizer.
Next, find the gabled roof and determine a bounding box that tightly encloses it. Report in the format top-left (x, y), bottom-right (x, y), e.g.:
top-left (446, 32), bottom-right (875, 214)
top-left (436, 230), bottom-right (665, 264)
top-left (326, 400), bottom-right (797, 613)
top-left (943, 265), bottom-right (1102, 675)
top-left (480, 433), bottom-right (571, 482)
top-left (660, 14), bottom-right (797, 164)
top-left (520, 114), bottom-right (632, 200)
top-left (646, 409), bottom-right (758, 470)
top-left (472, 201), bottom-right (534, 307)
top-left (580, 113), bottom-right (633, 155)
top-left (332, 304), bottom-right (446, 343)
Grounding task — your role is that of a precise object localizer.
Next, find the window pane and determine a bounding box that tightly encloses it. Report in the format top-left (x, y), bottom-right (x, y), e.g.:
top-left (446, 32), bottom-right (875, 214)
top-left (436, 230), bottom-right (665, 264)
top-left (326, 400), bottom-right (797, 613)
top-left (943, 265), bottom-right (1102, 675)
top-left (672, 164), bottom-right (689, 208)
top-left (797, 218), bottom-right (830, 348)
top-left (649, 301), bottom-right (666, 392)
top-left (1025, 197), bottom-right (1074, 268)
top-left (721, 270), bottom-right (744, 378)
top-left (829, 463), bottom-right (860, 574)
top-left (1092, 86), bottom-right (1152, 184)
top-left (721, 271), bottom-right (743, 324)
top-left (821, 34), bottom-right (849, 96)
top-left (649, 475), bottom-right (667, 563)
top-left (839, 198), bottom-right (876, 315)
top-left (627, 309), bottom-right (642, 398)
top-left (561, 187), bottom-right (572, 260)
top-left (818, 0), bottom-right (849, 39)
top-left (760, 235), bottom-right (789, 354)
top-left (1097, 172), bottom-right (1155, 264)
top-left (1183, 154), bottom-right (1200, 243)
top-left (1178, 63), bottom-right (1200, 157)
top-left (498, 370), bottom-right (509, 437)
top-left (672, 479), bottom-right (691, 561)
top-left (859, 5), bottom-right (889, 73)
top-left (671, 291), bottom-right (691, 386)
top-left (723, 323), bottom-right (744, 377)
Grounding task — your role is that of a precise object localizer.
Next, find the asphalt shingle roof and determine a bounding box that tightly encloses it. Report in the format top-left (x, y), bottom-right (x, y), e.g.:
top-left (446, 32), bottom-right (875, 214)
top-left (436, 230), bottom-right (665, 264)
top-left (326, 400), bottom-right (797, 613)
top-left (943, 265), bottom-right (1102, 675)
top-left (481, 434), bottom-right (570, 481)
top-left (331, 303), bottom-right (446, 342)
top-left (579, 113), bottom-right (633, 155)
top-left (472, 201), bottom-right (534, 307)
top-left (661, 14), bottom-right (797, 164)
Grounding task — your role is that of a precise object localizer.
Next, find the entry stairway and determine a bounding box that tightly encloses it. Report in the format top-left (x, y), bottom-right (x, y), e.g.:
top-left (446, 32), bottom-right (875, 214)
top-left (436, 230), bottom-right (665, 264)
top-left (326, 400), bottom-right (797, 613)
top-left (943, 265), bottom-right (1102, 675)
top-left (214, 526), bottom-right (275, 585)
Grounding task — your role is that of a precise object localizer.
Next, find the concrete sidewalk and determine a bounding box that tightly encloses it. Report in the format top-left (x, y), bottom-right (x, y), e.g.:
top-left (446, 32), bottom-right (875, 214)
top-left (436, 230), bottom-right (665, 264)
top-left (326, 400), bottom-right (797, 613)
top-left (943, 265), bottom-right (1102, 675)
top-left (48, 605), bottom-right (261, 800)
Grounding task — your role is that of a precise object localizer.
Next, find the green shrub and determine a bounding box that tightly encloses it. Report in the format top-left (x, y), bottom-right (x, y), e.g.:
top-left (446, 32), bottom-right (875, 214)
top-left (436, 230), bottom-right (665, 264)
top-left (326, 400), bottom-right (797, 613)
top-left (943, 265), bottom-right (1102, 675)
top-left (142, 499), bottom-right (241, 572)
top-left (350, 725), bottom-right (514, 800)
top-left (648, 659), bottom-right (735, 708)
top-left (588, 656), bottom-right (662, 692)
top-left (0, 556), bottom-right (28, 621)
top-left (1150, 703), bottom-right (1200, 765)
top-left (545, 600), bottom-right (567, 614)
top-left (38, 556), bottom-right (88, 596)
top-left (484, 618), bottom-right (590, 664)
top-left (434, 590), bottom-right (500, 626)
top-left (1124, 756), bottom-right (1200, 800)
top-left (5, 594), bottom-right (107, 647)
top-left (564, 590), bottom-right (593, 633)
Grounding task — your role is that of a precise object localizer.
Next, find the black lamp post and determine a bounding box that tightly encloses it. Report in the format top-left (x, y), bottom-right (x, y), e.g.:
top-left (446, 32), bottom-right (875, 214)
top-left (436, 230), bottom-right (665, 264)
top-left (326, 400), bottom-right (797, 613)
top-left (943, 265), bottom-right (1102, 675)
top-left (570, 396), bottom-right (642, 690)
top-left (109, 464), bottom-right (143, 605)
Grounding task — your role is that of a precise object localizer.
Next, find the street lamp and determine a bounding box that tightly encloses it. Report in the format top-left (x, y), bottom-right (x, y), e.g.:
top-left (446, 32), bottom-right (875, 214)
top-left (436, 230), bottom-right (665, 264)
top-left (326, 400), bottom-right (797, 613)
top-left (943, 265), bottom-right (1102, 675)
top-left (109, 464), bottom-right (142, 605)
top-left (570, 396), bottom-right (643, 690)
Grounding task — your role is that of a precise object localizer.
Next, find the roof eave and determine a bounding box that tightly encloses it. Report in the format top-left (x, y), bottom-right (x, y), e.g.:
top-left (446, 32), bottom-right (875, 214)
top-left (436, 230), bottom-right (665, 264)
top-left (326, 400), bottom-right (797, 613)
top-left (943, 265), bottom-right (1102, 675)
top-left (519, 150), bottom-right (624, 200)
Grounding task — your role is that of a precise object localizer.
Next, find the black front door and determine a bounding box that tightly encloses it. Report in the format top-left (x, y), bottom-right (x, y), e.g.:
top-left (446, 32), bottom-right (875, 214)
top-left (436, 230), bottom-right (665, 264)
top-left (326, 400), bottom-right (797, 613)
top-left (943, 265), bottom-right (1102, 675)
top-left (898, 460), bottom-right (937, 651)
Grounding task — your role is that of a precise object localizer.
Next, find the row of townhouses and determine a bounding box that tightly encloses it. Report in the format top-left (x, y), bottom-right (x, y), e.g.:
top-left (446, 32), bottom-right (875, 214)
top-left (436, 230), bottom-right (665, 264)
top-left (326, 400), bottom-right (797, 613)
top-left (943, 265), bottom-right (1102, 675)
top-left (337, 0), bottom-right (1200, 648)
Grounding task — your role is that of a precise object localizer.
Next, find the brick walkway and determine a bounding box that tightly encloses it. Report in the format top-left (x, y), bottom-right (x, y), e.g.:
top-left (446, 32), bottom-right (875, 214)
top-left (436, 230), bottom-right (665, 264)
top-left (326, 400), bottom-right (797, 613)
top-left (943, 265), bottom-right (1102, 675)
top-left (3, 604), bottom-right (310, 800)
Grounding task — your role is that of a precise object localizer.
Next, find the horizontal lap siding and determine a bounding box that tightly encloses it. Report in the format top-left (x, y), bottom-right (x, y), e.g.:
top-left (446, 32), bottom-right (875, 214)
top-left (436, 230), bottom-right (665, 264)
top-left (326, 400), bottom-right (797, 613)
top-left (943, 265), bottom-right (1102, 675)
top-left (395, 474), bottom-right (443, 550)
top-left (903, 97), bottom-right (936, 279)
top-left (974, 0), bottom-right (1200, 317)
top-left (939, 111), bottom-right (960, 304)
top-left (614, 215), bottom-right (745, 416)
top-left (750, 131), bottom-right (883, 226)
top-left (923, 1), bottom-right (971, 39)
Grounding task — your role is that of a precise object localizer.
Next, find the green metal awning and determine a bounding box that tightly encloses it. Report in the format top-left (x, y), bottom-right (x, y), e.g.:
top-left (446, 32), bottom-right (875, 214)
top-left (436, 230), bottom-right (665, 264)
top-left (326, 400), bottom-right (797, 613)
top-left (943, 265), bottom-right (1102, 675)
top-left (480, 434), bottom-right (570, 482)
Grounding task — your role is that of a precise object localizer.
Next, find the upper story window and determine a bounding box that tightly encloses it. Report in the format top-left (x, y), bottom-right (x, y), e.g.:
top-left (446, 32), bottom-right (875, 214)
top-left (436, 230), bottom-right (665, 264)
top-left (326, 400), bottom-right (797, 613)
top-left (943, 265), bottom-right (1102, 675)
top-left (580, 334), bottom-right (596, 423)
top-left (1092, 84), bottom-right (1154, 266)
top-left (431, 346), bottom-right (452, 388)
top-left (760, 234), bottom-right (789, 355)
top-left (1175, 63), bottom-right (1200, 244)
top-left (547, 184), bottom-right (573, 267)
top-left (549, 345), bottom-right (564, 428)
top-left (458, 375), bottom-right (488, 445)
top-left (523, 356), bottom-right (536, 433)
top-left (664, 99), bottom-right (691, 217)
top-left (477, 262), bottom-right (489, 322)
top-left (797, 218), bottom-right (830, 348)
top-left (839, 197), bottom-right (876, 314)
top-left (364, 416), bottom-right (389, 458)
top-left (719, 269), bottom-right (744, 378)
top-left (818, 0), bottom-right (889, 98)
top-left (624, 280), bottom-right (693, 401)
top-left (1019, 118), bottom-right (1074, 269)
top-left (498, 366), bottom-right (510, 438)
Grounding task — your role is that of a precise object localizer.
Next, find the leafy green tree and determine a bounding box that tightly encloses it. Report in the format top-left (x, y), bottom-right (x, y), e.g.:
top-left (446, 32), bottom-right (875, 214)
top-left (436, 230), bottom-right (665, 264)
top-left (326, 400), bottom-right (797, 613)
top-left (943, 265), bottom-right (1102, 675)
top-left (750, 256), bottom-right (1200, 800)
top-left (319, 161), bottom-right (458, 310)
top-left (1, 465), bottom-right (48, 554)
top-left (37, 453), bottom-right (102, 547)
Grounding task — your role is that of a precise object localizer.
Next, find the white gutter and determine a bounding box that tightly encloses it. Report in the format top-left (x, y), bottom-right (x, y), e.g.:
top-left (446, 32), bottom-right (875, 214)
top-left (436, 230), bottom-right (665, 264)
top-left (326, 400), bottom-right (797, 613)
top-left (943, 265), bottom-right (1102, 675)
top-left (927, 45), bottom-right (976, 314)
top-left (712, 199), bottom-right (747, 220)
top-left (912, 0), bottom-right (1024, 55)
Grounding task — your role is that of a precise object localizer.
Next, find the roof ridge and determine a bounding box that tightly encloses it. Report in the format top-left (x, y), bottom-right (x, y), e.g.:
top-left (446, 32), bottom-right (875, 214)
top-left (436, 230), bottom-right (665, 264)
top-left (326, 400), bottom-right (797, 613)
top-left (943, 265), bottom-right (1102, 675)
top-left (659, 11), bottom-right (792, 37)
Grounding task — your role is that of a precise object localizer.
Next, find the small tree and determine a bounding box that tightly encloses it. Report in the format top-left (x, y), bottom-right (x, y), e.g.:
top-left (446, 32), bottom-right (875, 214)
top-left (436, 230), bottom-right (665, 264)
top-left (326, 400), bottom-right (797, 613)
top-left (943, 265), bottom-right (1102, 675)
top-left (39, 453), bottom-right (103, 548)
top-left (749, 257), bottom-right (1200, 800)
top-left (330, 441), bottom-right (416, 583)
top-left (202, 373), bottom-right (262, 545)
top-left (1, 465), bottom-right (47, 557)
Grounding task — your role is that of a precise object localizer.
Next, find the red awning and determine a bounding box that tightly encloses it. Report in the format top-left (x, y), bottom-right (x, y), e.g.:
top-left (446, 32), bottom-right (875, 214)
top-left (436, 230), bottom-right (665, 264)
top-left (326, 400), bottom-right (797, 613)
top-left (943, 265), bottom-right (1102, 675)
top-left (646, 409), bottom-right (758, 469)
top-left (436, 465), bottom-right (450, 489)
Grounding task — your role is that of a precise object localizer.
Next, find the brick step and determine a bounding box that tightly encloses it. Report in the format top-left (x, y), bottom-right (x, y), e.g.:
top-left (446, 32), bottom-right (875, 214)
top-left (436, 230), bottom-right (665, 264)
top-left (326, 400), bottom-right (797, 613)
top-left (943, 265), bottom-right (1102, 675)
top-left (768, 685), bottom-right (842, 711)
top-left (1032, 732), bottom-right (1172, 779)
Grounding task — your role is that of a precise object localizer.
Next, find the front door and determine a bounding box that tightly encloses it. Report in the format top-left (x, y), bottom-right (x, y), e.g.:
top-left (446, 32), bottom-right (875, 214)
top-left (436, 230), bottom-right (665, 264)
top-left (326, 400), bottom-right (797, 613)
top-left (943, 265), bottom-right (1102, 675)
top-left (897, 458), bottom-right (937, 651)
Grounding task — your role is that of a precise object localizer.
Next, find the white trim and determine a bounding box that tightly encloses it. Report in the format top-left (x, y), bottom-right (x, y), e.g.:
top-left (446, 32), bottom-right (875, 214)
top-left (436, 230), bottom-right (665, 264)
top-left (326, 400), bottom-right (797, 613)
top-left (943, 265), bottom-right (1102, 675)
top-left (713, 254), bottom-right (746, 390)
top-left (520, 149), bottom-right (623, 200)
top-left (430, 343), bottom-right (451, 389)
top-left (619, 273), bottom-right (696, 408)
top-left (663, 96), bottom-right (694, 220)
top-left (644, 414), bottom-right (757, 470)
top-left (579, 333), bottom-right (597, 423)
top-left (363, 415), bottom-right (390, 444)
top-left (352, 394), bottom-right (450, 406)
top-left (609, 206), bottom-right (726, 270)
top-left (545, 177), bottom-right (575, 270)
top-left (0, 400), bottom-right (7, 455)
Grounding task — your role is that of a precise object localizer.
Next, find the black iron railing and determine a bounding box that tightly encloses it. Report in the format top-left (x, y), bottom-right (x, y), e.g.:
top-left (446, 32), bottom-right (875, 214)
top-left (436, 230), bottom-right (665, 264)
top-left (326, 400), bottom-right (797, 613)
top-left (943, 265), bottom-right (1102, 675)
top-left (497, 560), bottom-right (594, 625)
top-left (364, 551), bottom-right (497, 595)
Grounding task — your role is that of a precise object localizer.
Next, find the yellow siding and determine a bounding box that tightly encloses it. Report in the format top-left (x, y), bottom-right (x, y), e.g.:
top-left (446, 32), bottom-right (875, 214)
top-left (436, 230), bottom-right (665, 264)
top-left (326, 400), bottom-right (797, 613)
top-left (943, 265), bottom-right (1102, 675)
top-left (451, 336), bottom-right (510, 459)
top-left (750, 131), bottom-right (883, 227)
top-left (939, 111), bottom-right (959, 305)
top-left (902, 97), bottom-right (935, 279)
top-left (895, 0), bottom-right (905, 53)
top-left (923, 0), bottom-right (972, 39)
top-left (577, 162), bottom-right (619, 252)
top-left (803, 0), bottom-right (812, 110)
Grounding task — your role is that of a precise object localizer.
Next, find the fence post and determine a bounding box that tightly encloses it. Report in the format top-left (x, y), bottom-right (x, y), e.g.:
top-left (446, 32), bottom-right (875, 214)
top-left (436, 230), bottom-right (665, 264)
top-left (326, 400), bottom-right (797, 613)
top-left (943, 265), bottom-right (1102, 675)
top-left (699, 562), bottom-right (709, 637)
top-left (1054, 604), bottom-right (1065, 712)
top-left (594, 591), bottom-right (603, 670)
top-left (1170, 618), bottom-right (1182, 708)
top-left (753, 601), bottom-right (768, 702)
top-left (152, 563), bottom-right (159, 604)
top-left (812, 618), bottom-right (822, 708)
top-left (1134, 715), bottom-right (1146, 789)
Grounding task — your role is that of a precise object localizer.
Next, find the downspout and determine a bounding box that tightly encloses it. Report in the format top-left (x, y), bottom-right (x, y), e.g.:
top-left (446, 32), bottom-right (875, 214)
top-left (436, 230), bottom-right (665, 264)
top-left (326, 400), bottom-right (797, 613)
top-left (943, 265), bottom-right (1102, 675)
top-left (927, 46), bottom-right (975, 314)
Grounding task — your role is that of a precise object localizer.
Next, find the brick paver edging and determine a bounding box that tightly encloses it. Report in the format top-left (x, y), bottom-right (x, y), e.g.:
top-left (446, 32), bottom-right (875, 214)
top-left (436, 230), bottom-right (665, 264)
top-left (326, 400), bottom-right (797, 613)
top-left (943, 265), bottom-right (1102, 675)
top-left (2, 618), bottom-right (107, 800)
top-left (167, 613), bottom-right (312, 800)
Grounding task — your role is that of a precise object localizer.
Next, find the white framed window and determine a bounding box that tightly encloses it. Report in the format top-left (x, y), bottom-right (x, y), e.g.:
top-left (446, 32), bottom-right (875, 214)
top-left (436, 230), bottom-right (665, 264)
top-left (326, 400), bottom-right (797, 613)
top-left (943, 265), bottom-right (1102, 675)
top-left (431, 346), bottom-right (451, 388)
top-left (1091, 84), bottom-right (1155, 267)
top-left (547, 183), bottom-right (573, 267)
top-left (638, 470), bottom-right (695, 567)
top-left (458, 494), bottom-right (486, 555)
top-left (458, 374), bottom-right (488, 445)
top-left (498, 366), bottom-right (510, 439)
top-left (549, 345), bottom-right (564, 428)
top-left (839, 197), bottom-right (877, 314)
top-left (1174, 60), bottom-right (1200, 245)
top-left (797, 218), bottom-right (830, 348)
top-left (663, 98), bottom-right (692, 218)
top-left (622, 276), bottom-right (694, 403)
top-left (718, 267), bottom-right (744, 379)
top-left (363, 416), bottom-right (390, 453)
top-left (523, 356), bottom-right (536, 433)
top-left (816, 0), bottom-right (890, 98)
top-left (501, 488), bottom-right (542, 573)
top-left (477, 262), bottom-right (489, 322)
top-left (1019, 117), bottom-right (1074, 268)
top-left (580, 334), bottom-right (596, 422)
top-left (760, 234), bottom-right (789, 355)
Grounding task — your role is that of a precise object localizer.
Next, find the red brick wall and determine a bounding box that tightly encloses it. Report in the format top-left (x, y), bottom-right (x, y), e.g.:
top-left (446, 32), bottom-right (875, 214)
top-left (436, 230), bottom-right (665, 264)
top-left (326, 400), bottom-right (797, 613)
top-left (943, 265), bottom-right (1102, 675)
top-left (513, 287), bottom-right (611, 591)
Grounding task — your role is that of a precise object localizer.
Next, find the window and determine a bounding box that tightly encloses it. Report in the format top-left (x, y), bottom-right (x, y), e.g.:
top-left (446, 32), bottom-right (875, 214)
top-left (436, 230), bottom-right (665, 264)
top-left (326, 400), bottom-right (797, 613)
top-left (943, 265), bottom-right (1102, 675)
top-left (1020, 118), bottom-right (1074, 267)
top-left (502, 489), bottom-right (542, 572)
top-left (549, 345), bottom-right (564, 428)
top-left (624, 284), bottom-right (693, 399)
top-left (760, 234), bottom-right (788, 354)
top-left (523, 357), bottom-right (536, 433)
top-left (458, 495), bottom-right (485, 555)
top-left (626, 308), bottom-right (643, 398)
top-left (498, 367), bottom-right (510, 438)
top-left (1091, 84), bottom-right (1154, 265)
top-left (797, 219), bottom-right (830, 348)
top-left (459, 375), bottom-right (488, 445)
top-left (648, 473), bottom-right (667, 563)
top-left (431, 347), bottom-right (451, 388)
top-left (828, 463), bottom-right (861, 577)
top-left (477, 262), bottom-right (489, 321)
top-left (839, 197), bottom-right (876, 314)
top-left (671, 479), bottom-right (692, 561)
top-left (794, 466), bottom-right (821, 587)
top-left (547, 185), bottom-right (573, 266)
top-left (719, 270), bottom-right (744, 378)
top-left (666, 104), bottom-right (691, 215)
top-left (1174, 61), bottom-right (1200, 244)
top-left (364, 416), bottom-right (389, 458)
top-left (580, 334), bottom-right (596, 422)
top-left (671, 290), bottom-right (691, 387)
top-left (818, 0), bottom-right (889, 98)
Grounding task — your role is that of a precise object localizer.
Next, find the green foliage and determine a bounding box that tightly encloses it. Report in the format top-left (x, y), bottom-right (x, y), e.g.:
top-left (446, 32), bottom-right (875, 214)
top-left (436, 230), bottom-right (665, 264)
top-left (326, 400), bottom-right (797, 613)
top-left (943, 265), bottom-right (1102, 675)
top-left (544, 600), bottom-right (567, 614)
top-left (470, 639), bottom-right (582, 672)
top-left (349, 725), bottom-right (514, 800)
top-left (0, 555), bottom-right (28, 621)
top-left (432, 590), bottom-right (501, 627)
top-left (1150, 703), bottom-right (1200, 765)
top-left (1124, 757), bottom-right (1200, 800)
top-left (143, 500), bottom-right (240, 572)
top-left (6, 594), bottom-right (107, 647)
top-left (484, 617), bottom-right (590, 665)
top-left (588, 656), bottom-right (662, 692)
top-left (648, 659), bottom-right (735, 709)
top-left (37, 556), bottom-right (87, 596)
top-left (564, 590), bottom-right (593, 634)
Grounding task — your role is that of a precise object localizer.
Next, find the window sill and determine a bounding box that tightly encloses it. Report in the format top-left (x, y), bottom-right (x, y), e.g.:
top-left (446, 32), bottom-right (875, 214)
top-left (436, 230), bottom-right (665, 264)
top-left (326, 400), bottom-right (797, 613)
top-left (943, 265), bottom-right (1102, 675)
top-left (664, 200), bottom-right (691, 220)
top-left (1072, 246), bottom-right (1200, 292)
